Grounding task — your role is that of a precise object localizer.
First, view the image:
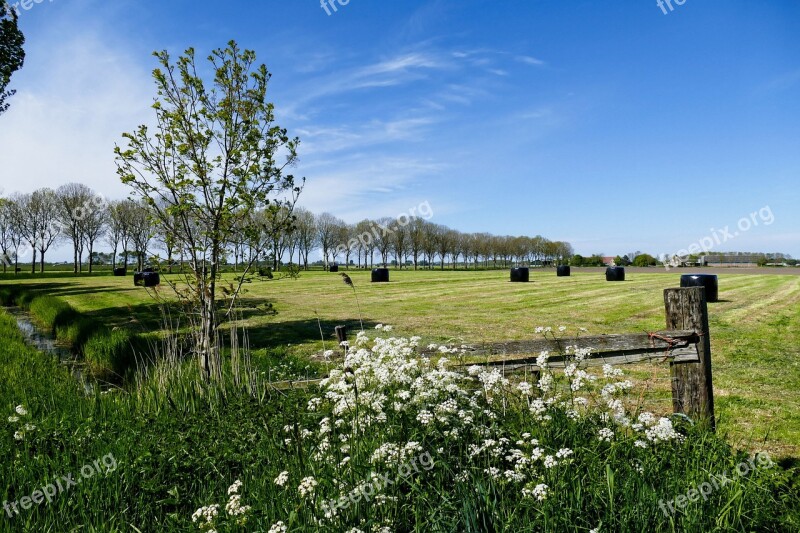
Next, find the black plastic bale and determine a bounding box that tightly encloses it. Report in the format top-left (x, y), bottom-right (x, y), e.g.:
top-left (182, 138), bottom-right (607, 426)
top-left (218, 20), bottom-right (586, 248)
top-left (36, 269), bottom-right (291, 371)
top-left (510, 267), bottom-right (530, 282)
top-left (605, 267), bottom-right (625, 281)
top-left (329, 264), bottom-right (339, 273)
top-left (371, 268), bottom-right (390, 283)
top-left (113, 267), bottom-right (127, 277)
top-left (680, 274), bottom-right (719, 302)
top-left (556, 265), bottom-right (571, 277)
top-left (134, 272), bottom-right (160, 287)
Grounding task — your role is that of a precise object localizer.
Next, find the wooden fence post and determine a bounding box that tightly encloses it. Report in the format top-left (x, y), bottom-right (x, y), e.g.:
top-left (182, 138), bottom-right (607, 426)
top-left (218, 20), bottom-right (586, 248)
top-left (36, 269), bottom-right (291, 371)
top-left (335, 325), bottom-right (348, 352)
top-left (664, 287), bottom-right (715, 429)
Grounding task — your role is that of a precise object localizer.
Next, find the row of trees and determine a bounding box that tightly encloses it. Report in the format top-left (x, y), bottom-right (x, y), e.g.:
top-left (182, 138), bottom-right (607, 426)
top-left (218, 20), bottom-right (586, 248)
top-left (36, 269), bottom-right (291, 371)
top-left (275, 210), bottom-right (574, 271)
top-left (0, 189), bottom-right (574, 275)
top-left (0, 185), bottom-right (153, 274)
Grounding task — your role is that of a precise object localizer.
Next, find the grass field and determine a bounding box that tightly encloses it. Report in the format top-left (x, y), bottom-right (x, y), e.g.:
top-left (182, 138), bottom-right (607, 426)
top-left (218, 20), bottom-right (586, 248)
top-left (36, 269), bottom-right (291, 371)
top-left (2, 267), bottom-right (800, 531)
top-left (2, 267), bottom-right (799, 458)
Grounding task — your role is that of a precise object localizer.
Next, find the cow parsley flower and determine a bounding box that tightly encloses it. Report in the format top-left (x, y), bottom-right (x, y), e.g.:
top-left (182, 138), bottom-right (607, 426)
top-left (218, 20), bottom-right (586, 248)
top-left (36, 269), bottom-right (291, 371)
top-left (298, 476), bottom-right (318, 497)
top-left (598, 427), bottom-right (614, 442)
top-left (15, 405), bottom-right (27, 416)
top-left (191, 504), bottom-right (219, 525)
top-left (274, 471), bottom-right (289, 487)
top-left (268, 522), bottom-right (287, 533)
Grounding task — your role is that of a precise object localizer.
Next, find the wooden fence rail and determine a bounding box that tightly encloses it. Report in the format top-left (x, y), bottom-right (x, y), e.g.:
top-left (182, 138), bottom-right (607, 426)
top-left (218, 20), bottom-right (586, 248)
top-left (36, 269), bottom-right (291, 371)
top-left (459, 287), bottom-right (715, 428)
top-left (283, 287), bottom-right (715, 428)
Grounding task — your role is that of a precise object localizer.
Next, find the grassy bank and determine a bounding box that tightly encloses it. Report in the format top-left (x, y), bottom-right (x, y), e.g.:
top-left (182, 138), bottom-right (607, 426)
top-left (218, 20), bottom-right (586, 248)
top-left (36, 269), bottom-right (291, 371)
top-left (0, 285), bottom-right (142, 379)
top-left (1, 309), bottom-right (798, 531)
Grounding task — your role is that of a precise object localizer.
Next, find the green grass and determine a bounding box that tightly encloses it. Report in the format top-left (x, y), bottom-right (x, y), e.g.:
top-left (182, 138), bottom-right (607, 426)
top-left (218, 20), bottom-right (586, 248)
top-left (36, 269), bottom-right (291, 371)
top-left (1, 307), bottom-right (798, 531)
top-left (2, 267), bottom-right (799, 458)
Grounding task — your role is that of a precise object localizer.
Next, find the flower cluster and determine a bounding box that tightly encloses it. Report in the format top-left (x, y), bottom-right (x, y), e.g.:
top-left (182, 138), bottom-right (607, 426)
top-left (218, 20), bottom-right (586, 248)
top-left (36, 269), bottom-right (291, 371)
top-left (191, 480), bottom-right (251, 531)
top-left (259, 325), bottom-right (685, 529)
top-left (7, 404), bottom-right (35, 441)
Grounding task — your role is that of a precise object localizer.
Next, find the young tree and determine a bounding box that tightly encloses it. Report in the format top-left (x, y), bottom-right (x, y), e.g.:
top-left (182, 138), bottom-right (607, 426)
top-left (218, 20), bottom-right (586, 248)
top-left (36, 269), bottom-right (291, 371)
top-left (116, 41), bottom-right (301, 381)
top-left (0, 1), bottom-right (25, 115)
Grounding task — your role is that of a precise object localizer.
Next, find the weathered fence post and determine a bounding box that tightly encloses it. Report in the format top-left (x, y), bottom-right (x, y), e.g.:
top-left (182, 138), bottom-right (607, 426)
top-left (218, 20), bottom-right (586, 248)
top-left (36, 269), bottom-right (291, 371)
top-left (335, 325), bottom-right (348, 352)
top-left (664, 287), bottom-right (715, 429)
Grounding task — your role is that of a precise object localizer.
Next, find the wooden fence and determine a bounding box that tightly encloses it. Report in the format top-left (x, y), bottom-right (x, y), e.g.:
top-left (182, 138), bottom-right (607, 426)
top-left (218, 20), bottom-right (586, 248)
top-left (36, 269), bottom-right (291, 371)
top-left (461, 287), bottom-right (715, 428)
top-left (278, 287), bottom-right (715, 428)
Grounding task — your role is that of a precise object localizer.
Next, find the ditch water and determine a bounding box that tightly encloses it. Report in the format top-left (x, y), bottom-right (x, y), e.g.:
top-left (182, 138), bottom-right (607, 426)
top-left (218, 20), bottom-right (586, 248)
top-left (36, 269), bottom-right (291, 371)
top-left (5, 306), bottom-right (95, 395)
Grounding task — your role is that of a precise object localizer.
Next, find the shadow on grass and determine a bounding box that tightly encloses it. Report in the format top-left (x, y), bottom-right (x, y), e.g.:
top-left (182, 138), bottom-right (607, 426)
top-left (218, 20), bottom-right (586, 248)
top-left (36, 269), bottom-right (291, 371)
top-left (3, 281), bottom-right (381, 354)
top-left (245, 318), bottom-right (377, 350)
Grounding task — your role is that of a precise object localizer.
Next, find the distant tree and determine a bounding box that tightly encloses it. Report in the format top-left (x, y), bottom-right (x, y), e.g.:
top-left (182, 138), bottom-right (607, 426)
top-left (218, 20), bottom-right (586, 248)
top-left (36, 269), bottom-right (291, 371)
top-left (82, 198), bottom-right (107, 273)
top-left (571, 254), bottom-right (584, 267)
top-left (614, 255), bottom-right (631, 267)
top-left (0, 1), bottom-right (25, 115)
top-left (107, 199), bottom-right (137, 268)
top-left (262, 204), bottom-right (296, 270)
top-left (391, 222), bottom-right (409, 269)
top-left (315, 212), bottom-right (343, 270)
top-left (294, 207), bottom-right (316, 271)
top-left (373, 217), bottom-right (394, 267)
top-left (632, 253), bottom-right (657, 267)
top-left (127, 201), bottom-right (151, 271)
top-left (56, 183), bottom-right (94, 273)
top-left (13, 189), bottom-right (60, 273)
top-left (434, 225), bottom-right (453, 270)
top-left (0, 197), bottom-right (18, 272)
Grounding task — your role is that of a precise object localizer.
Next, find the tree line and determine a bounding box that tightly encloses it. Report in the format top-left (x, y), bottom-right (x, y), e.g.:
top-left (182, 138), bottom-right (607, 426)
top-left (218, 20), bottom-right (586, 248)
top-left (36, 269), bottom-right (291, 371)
top-left (0, 186), bottom-right (575, 274)
top-left (0, 185), bottom-right (152, 274)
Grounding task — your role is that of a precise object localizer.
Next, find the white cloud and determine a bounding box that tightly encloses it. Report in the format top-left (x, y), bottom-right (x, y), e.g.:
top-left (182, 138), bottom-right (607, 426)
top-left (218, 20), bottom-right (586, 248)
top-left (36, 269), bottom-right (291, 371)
top-left (0, 32), bottom-right (153, 199)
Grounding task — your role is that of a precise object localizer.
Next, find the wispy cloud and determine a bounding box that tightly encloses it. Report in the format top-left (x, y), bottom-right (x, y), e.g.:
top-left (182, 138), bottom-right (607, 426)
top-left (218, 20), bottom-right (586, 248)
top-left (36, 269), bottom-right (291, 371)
top-left (297, 155), bottom-right (446, 219)
top-left (295, 116), bottom-right (437, 156)
top-left (516, 55), bottom-right (546, 67)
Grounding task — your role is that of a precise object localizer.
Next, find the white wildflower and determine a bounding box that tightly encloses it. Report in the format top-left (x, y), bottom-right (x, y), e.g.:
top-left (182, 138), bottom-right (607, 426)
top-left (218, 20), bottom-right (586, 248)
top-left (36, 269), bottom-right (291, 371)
top-left (274, 471), bottom-right (289, 487)
top-left (598, 427), bottom-right (614, 442)
top-left (298, 476), bottom-right (318, 497)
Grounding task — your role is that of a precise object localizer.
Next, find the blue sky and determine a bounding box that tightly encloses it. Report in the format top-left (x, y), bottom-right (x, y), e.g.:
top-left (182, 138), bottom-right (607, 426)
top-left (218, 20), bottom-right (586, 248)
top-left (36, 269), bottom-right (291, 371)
top-left (1, 0), bottom-right (798, 259)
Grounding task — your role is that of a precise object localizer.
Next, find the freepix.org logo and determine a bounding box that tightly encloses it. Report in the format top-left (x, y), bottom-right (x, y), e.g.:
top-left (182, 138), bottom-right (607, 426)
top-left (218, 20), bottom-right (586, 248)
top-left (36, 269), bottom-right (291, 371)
top-left (320, 0), bottom-right (351, 16)
top-left (7, 0), bottom-right (56, 18)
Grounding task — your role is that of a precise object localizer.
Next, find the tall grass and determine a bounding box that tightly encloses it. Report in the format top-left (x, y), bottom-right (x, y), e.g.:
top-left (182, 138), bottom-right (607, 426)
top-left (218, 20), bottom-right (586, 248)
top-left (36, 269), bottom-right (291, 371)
top-left (2, 310), bottom-right (798, 531)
